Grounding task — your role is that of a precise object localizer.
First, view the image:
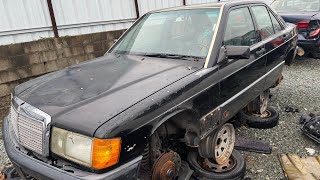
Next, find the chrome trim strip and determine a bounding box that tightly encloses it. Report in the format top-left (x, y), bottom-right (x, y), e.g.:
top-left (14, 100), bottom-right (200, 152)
top-left (220, 61), bottom-right (285, 107)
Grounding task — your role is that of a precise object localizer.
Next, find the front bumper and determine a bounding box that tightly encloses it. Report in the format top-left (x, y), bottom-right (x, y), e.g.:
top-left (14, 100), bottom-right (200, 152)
top-left (3, 116), bottom-right (142, 180)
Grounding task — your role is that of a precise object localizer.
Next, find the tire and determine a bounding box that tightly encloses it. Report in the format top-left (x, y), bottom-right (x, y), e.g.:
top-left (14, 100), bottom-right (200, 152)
top-left (188, 150), bottom-right (245, 180)
top-left (240, 106), bottom-right (279, 129)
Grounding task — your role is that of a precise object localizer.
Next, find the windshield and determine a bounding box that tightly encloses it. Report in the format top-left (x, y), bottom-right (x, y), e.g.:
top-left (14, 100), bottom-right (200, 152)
top-left (271, 0), bottom-right (320, 12)
top-left (110, 9), bottom-right (221, 59)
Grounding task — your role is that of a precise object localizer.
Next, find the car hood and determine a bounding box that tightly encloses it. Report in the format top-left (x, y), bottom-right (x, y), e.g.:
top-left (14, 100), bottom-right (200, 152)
top-left (278, 11), bottom-right (319, 23)
top-left (15, 54), bottom-right (201, 136)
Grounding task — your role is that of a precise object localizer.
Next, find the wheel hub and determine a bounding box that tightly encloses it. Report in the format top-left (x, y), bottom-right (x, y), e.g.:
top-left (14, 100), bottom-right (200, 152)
top-left (152, 151), bottom-right (181, 180)
top-left (251, 109), bottom-right (272, 118)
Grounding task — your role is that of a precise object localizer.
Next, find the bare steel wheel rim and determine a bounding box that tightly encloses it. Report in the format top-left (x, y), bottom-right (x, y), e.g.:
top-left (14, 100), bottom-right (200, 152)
top-left (198, 156), bottom-right (236, 173)
top-left (213, 123), bottom-right (235, 165)
top-left (251, 109), bottom-right (272, 118)
top-left (259, 90), bottom-right (269, 114)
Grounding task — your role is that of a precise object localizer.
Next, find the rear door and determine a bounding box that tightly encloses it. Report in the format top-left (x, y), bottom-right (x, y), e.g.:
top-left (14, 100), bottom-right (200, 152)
top-left (251, 5), bottom-right (290, 89)
top-left (218, 6), bottom-right (267, 122)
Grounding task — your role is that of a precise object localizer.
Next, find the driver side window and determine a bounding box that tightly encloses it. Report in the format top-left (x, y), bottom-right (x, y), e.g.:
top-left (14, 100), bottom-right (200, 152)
top-left (224, 7), bottom-right (257, 46)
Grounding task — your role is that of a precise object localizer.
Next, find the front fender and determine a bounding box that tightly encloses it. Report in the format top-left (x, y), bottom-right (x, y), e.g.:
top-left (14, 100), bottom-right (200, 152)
top-left (185, 107), bottom-right (221, 147)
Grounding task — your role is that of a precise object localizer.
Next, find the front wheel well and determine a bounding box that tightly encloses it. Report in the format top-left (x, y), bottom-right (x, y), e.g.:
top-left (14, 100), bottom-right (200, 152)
top-left (139, 110), bottom-right (198, 178)
top-left (158, 110), bottom-right (201, 146)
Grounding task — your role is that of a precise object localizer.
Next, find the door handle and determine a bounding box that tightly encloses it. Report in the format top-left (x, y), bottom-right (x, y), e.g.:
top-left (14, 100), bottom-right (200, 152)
top-left (256, 47), bottom-right (266, 56)
top-left (282, 33), bottom-right (290, 39)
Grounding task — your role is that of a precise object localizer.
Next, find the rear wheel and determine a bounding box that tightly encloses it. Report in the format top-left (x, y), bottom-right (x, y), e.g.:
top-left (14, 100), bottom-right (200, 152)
top-left (240, 89), bottom-right (279, 129)
top-left (240, 106), bottom-right (279, 129)
top-left (188, 150), bottom-right (246, 180)
top-left (246, 89), bottom-right (270, 115)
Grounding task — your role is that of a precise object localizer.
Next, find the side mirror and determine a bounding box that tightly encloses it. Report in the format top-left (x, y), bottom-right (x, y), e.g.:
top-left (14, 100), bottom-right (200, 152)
top-left (217, 46), bottom-right (228, 64)
top-left (226, 46), bottom-right (250, 59)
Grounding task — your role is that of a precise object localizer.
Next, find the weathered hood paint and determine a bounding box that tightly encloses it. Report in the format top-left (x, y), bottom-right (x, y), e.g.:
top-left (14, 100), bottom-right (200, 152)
top-left (15, 54), bottom-right (201, 136)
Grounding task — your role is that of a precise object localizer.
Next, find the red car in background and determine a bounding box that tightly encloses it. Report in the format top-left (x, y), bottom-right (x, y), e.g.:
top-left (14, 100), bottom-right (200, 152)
top-left (272, 0), bottom-right (320, 58)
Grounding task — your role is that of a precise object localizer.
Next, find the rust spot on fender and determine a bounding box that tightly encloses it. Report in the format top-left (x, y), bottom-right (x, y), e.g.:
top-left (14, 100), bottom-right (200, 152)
top-left (223, 111), bottom-right (229, 118)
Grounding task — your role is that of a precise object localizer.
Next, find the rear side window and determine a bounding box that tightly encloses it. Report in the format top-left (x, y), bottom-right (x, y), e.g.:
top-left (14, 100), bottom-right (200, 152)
top-left (269, 11), bottom-right (283, 33)
top-left (224, 7), bottom-right (257, 46)
top-left (251, 6), bottom-right (275, 40)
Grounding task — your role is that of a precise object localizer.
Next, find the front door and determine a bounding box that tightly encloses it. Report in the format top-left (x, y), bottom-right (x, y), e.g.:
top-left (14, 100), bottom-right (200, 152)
top-left (218, 6), bottom-right (267, 123)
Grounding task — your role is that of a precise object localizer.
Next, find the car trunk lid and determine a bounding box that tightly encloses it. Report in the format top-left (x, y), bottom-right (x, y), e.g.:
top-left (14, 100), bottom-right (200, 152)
top-left (279, 12), bottom-right (320, 38)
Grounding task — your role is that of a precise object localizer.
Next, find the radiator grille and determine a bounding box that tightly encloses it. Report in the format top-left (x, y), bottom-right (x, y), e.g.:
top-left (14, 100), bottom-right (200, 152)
top-left (9, 106), bottom-right (44, 155)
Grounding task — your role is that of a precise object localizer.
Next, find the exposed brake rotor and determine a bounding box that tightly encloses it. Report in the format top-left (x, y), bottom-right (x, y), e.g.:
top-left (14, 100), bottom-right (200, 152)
top-left (152, 151), bottom-right (181, 180)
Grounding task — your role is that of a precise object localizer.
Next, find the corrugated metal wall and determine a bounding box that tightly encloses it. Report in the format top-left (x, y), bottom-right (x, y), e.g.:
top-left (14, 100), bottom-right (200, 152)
top-left (0, 0), bottom-right (273, 45)
top-left (52, 0), bottom-right (136, 36)
top-left (138, 0), bottom-right (183, 15)
top-left (186, 0), bottom-right (218, 5)
top-left (0, 0), bottom-right (53, 45)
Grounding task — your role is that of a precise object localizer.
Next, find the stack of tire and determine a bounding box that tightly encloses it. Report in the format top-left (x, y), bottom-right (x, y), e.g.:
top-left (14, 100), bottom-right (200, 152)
top-left (239, 106), bottom-right (279, 129)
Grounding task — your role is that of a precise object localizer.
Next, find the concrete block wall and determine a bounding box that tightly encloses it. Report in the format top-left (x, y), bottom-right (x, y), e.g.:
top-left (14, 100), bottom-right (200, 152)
top-left (0, 29), bottom-right (125, 115)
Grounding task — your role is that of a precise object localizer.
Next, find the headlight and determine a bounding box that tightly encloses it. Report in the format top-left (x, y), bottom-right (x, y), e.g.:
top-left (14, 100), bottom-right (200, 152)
top-left (51, 127), bottom-right (121, 169)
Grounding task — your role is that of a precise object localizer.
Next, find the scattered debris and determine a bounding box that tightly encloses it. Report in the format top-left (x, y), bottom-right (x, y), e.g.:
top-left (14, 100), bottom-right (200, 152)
top-left (284, 106), bottom-right (299, 113)
top-left (299, 113), bottom-right (313, 124)
top-left (257, 169), bottom-right (263, 173)
top-left (305, 148), bottom-right (316, 156)
top-left (279, 154), bottom-right (320, 180)
top-left (300, 113), bottom-right (320, 144)
top-left (235, 136), bottom-right (272, 154)
top-left (0, 164), bottom-right (21, 180)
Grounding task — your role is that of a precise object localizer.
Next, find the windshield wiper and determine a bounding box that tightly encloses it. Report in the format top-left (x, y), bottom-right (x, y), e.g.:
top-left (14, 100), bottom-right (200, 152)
top-left (143, 53), bottom-right (204, 61)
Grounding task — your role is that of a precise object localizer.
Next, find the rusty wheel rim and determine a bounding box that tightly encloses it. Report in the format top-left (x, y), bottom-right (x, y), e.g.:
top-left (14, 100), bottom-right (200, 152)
top-left (213, 123), bottom-right (235, 165)
top-left (251, 109), bottom-right (272, 118)
top-left (259, 90), bottom-right (269, 114)
top-left (198, 155), bottom-right (236, 173)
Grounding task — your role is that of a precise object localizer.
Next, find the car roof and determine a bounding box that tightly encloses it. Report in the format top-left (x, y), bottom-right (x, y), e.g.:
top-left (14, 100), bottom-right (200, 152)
top-left (150, 0), bottom-right (266, 13)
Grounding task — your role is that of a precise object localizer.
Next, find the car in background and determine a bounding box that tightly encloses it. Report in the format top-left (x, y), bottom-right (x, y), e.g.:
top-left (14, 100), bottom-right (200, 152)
top-left (271, 0), bottom-right (320, 58)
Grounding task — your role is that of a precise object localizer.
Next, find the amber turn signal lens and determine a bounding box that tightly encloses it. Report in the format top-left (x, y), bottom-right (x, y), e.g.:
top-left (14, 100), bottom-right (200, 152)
top-left (92, 138), bottom-right (121, 169)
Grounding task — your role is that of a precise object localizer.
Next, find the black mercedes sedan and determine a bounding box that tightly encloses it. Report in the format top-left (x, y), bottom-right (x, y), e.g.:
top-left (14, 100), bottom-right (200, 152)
top-left (3, 1), bottom-right (297, 180)
top-left (272, 0), bottom-right (320, 58)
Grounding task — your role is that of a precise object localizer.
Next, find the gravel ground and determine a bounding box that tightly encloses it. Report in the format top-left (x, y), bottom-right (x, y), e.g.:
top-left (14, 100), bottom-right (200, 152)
top-left (240, 57), bottom-right (320, 179)
top-left (0, 57), bottom-right (319, 179)
top-left (0, 129), bottom-right (10, 166)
